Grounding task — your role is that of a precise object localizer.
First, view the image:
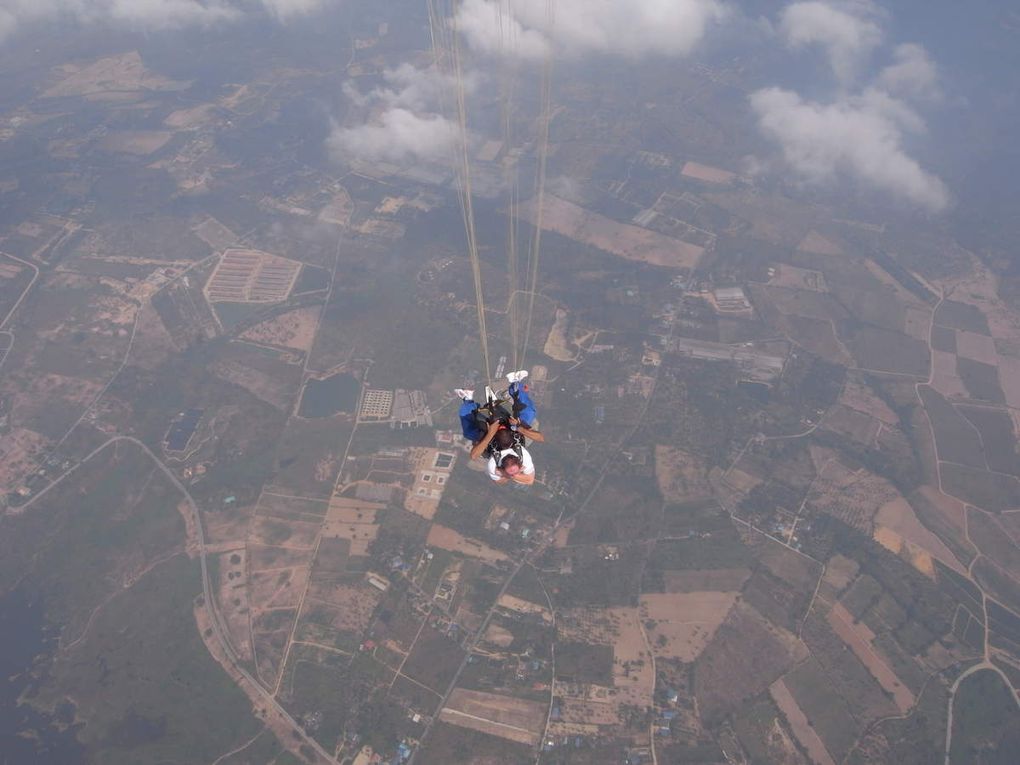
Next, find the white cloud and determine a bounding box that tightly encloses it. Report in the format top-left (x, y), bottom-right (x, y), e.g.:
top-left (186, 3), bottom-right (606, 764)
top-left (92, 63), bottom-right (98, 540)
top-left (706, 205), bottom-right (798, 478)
top-left (0, 0), bottom-right (334, 42)
top-left (877, 43), bottom-right (940, 100)
top-left (456, 0), bottom-right (727, 60)
top-left (106, 0), bottom-right (239, 28)
top-left (779, 0), bottom-right (883, 84)
top-left (328, 109), bottom-right (459, 165)
top-left (455, 0), bottom-right (551, 59)
top-left (330, 64), bottom-right (468, 166)
top-left (750, 86), bottom-right (949, 211)
top-left (343, 63), bottom-right (474, 113)
top-left (258, 0), bottom-right (332, 21)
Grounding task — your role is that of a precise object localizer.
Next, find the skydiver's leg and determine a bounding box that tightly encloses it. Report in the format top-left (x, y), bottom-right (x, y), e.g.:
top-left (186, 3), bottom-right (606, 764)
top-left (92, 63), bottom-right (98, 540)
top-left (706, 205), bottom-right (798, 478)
top-left (508, 381), bottom-right (537, 427)
top-left (457, 394), bottom-right (486, 442)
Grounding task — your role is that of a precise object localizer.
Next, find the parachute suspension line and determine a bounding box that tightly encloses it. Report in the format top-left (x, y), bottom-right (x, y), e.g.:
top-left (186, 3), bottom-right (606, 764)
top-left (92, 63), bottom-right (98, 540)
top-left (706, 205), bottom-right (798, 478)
top-left (520, 0), bottom-right (555, 368)
top-left (450, 5), bottom-right (493, 385)
top-left (501, 0), bottom-right (522, 371)
top-left (429, 0), bottom-right (492, 385)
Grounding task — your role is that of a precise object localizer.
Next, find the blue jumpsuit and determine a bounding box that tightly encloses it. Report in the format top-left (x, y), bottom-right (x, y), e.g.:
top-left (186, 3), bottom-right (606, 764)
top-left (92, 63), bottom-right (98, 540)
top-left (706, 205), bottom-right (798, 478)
top-left (459, 382), bottom-right (537, 442)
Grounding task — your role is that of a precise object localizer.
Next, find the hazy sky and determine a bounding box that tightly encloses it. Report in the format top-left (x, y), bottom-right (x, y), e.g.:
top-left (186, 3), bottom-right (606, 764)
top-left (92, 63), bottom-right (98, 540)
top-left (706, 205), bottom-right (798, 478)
top-left (2, 0), bottom-right (1016, 218)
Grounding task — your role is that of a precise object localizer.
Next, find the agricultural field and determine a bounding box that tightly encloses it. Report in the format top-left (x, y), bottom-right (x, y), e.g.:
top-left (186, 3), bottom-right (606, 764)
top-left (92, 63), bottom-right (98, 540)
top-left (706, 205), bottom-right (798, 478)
top-left (2, 5), bottom-right (1019, 764)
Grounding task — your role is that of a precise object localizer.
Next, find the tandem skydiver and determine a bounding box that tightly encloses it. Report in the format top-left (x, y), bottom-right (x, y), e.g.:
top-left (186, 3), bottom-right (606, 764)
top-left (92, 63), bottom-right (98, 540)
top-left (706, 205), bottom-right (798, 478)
top-left (455, 370), bottom-right (545, 486)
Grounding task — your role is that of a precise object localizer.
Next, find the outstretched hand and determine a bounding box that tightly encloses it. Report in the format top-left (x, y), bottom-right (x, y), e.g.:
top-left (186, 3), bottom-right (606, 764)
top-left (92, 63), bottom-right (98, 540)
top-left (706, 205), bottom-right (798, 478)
top-left (487, 419), bottom-right (502, 433)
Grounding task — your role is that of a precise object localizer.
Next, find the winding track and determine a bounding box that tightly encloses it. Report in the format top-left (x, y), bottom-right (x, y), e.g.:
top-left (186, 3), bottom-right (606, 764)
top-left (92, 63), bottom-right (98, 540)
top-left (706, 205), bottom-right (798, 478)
top-left (23, 436), bottom-right (339, 765)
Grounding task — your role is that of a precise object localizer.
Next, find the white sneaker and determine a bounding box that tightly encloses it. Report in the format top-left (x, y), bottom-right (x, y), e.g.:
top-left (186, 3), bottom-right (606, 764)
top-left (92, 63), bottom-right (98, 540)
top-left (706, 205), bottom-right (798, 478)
top-left (506, 370), bottom-right (529, 384)
top-left (454, 389), bottom-right (474, 401)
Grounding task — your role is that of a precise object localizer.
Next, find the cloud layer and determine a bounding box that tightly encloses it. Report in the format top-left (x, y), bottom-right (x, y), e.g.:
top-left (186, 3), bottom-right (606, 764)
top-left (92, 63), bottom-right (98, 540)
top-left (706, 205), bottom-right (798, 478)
top-left (750, 87), bottom-right (948, 211)
top-left (779, 0), bottom-right (883, 84)
top-left (877, 43), bottom-right (940, 100)
top-left (0, 0), bottom-right (333, 42)
top-left (456, 0), bottom-right (727, 60)
top-left (751, 1), bottom-right (948, 211)
top-left (328, 108), bottom-right (458, 165)
top-left (330, 65), bottom-right (466, 166)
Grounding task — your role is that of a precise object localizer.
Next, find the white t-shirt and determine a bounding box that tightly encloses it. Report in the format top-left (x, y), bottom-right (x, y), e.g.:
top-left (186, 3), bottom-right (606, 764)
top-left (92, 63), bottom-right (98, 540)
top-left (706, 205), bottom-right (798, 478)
top-left (486, 446), bottom-right (535, 481)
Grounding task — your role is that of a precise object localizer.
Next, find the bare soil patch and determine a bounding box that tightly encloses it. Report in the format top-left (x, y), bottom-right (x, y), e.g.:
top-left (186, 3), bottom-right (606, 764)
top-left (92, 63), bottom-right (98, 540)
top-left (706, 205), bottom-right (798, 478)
top-left (557, 607), bottom-right (655, 708)
top-left (955, 330), bottom-right (998, 365)
top-left (681, 161), bottom-right (735, 184)
top-left (875, 496), bottom-right (967, 575)
top-left (241, 306), bottom-right (321, 353)
top-left (519, 195), bottom-right (704, 269)
top-left (44, 51), bottom-right (189, 99)
top-left (250, 515), bottom-right (319, 549)
top-left (0, 427), bottom-right (47, 494)
top-left (164, 104), bottom-right (219, 129)
top-left (995, 356), bottom-right (1020, 409)
top-left (299, 581), bottom-right (381, 638)
top-left (931, 350), bottom-right (968, 398)
top-left (797, 231), bottom-right (845, 256)
top-left (827, 603), bottom-right (915, 713)
top-left (496, 594), bottom-right (553, 623)
top-left (427, 524), bottom-right (509, 563)
top-left (191, 216), bottom-right (238, 251)
top-left (98, 131), bottom-right (173, 155)
top-left (769, 264), bottom-right (829, 292)
top-left (249, 566), bottom-right (308, 611)
top-left (440, 689), bottom-right (547, 746)
top-left (323, 496), bottom-right (384, 556)
top-left (248, 543), bottom-right (314, 572)
top-left (770, 678), bottom-right (836, 765)
top-left (639, 592), bottom-right (738, 661)
top-left (543, 308), bottom-right (577, 362)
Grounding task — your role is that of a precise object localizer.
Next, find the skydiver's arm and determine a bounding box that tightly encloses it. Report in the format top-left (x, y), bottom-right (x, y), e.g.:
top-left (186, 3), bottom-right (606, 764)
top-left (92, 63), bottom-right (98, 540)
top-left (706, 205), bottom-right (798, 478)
top-left (470, 420), bottom-right (502, 460)
top-left (511, 418), bottom-right (544, 443)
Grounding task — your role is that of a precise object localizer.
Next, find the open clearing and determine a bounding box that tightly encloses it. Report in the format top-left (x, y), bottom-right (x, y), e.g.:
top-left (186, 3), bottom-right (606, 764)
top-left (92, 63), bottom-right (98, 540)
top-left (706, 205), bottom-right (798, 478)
top-left (43, 51), bottom-right (189, 98)
top-left (520, 195), bottom-right (704, 269)
top-left (639, 592), bottom-right (738, 660)
top-left (496, 594), bottom-right (553, 623)
top-left (769, 264), bottom-right (829, 292)
top-left (543, 308), bottom-right (577, 362)
top-left (797, 231), bottom-right (845, 257)
top-left (661, 569), bottom-right (751, 592)
top-left (838, 378), bottom-right (899, 424)
top-left (874, 497), bottom-right (967, 575)
top-left (770, 678), bottom-right (836, 765)
top-left (681, 161), bottom-right (735, 184)
top-left (655, 445), bottom-right (712, 502)
top-left (557, 607), bottom-right (655, 708)
top-left (98, 131), bottom-right (173, 155)
top-left (426, 524), bottom-right (509, 563)
top-left (440, 689), bottom-right (546, 746)
top-left (827, 603), bottom-right (915, 713)
top-left (241, 306), bottom-right (321, 352)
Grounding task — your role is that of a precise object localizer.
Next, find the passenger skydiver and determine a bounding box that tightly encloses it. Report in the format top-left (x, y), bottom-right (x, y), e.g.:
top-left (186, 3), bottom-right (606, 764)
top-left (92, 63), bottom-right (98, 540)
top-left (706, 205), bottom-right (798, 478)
top-left (456, 370), bottom-right (544, 486)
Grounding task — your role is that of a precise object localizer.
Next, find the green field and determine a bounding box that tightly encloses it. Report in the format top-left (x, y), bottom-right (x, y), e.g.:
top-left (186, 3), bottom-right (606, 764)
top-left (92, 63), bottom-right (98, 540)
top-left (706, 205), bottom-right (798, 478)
top-left (949, 669), bottom-right (1020, 765)
top-left (0, 440), bottom-right (275, 763)
top-left (32, 556), bottom-right (262, 764)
